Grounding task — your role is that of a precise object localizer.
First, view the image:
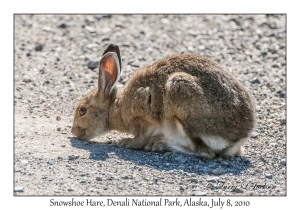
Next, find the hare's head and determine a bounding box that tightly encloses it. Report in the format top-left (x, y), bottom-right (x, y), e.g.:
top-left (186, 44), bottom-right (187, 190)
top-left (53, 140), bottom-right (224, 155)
top-left (71, 44), bottom-right (121, 140)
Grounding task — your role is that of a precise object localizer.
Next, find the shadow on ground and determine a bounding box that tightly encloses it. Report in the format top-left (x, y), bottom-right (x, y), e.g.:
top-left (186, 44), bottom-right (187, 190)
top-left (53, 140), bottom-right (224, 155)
top-left (69, 137), bottom-right (251, 176)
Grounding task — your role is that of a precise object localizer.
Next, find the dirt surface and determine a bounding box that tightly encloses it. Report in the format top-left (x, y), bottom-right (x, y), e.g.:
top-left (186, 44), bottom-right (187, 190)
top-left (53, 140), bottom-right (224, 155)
top-left (14, 14), bottom-right (286, 196)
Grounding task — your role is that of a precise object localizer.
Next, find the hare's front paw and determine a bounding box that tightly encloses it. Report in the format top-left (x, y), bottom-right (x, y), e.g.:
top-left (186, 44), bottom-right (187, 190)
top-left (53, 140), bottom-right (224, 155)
top-left (116, 137), bottom-right (146, 150)
top-left (116, 138), bottom-right (133, 148)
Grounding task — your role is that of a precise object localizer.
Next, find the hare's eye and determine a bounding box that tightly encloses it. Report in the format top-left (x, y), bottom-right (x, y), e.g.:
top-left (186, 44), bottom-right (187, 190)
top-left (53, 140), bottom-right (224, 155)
top-left (79, 107), bottom-right (87, 116)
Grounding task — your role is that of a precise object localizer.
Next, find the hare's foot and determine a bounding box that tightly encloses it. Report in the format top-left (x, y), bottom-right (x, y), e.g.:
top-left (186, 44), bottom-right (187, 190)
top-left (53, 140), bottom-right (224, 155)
top-left (219, 138), bottom-right (247, 157)
top-left (143, 135), bottom-right (169, 152)
top-left (116, 136), bottom-right (148, 150)
top-left (193, 138), bottom-right (216, 159)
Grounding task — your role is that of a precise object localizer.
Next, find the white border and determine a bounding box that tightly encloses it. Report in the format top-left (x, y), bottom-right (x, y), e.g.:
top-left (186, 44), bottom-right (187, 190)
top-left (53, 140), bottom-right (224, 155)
top-left (3, 0), bottom-right (297, 209)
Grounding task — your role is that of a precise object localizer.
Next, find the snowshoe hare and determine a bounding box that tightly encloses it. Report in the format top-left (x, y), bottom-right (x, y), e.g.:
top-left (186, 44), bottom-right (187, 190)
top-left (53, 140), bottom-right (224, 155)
top-left (72, 44), bottom-right (255, 159)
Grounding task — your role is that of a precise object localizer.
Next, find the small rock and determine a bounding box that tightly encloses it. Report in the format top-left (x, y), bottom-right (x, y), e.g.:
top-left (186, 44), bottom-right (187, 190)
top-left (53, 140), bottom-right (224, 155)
top-left (96, 177), bottom-right (102, 181)
top-left (43, 26), bottom-right (52, 31)
top-left (251, 131), bottom-right (259, 138)
top-left (22, 75), bottom-right (31, 83)
top-left (57, 127), bottom-right (61, 131)
top-left (85, 26), bottom-right (96, 33)
top-left (161, 18), bottom-right (170, 24)
top-left (87, 43), bottom-right (98, 49)
top-left (122, 175), bottom-right (129, 179)
top-left (56, 116), bottom-right (61, 121)
top-left (130, 62), bottom-right (140, 68)
top-left (252, 79), bottom-right (261, 84)
top-left (68, 155), bottom-right (79, 160)
top-left (180, 186), bottom-right (185, 190)
top-left (265, 173), bottom-right (273, 179)
top-left (188, 178), bottom-right (198, 183)
top-left (234, 188), bottom-right (244, 193)
top-left (57, 156), bottom-right (63, 160)
top-left (178, 165), bottom-right (185, 170)
top-left (58, 23), bottom-right (69, 28)
top-left (35, 44), bottom-right (43, 51)
top-left (87, 61), bottom-right (99, 70)
top-left (14, 186), bottom-right (24, 192)
top-left (61, 145), bottom-right (66, 147)
top-left (266, 154), bottom-right (272, 158)
top-left (207, 177), bottom-right (219, 183)
top-left (212, 168), bottom-right (223, 175)
top-left (108, 152), bottom-right (117, 158)
top-left (26, 52), bottom-right (31, 57)
top-left (192, 191), bottom-right (207, 196)
top-left (280, 159), bottom-right (286, 166)
top-left (54, 190), bottom-right (61, 193)
top-left (68, 188), bottom-right (73, 191)
top-left (174, 155), bottom-right (188, 163)
top-left (270, 142), bottom-right (278, 147)
top-left (255, 169), bottom-right (262, 173)
top-left (261, 51), bottom-right (268, 56)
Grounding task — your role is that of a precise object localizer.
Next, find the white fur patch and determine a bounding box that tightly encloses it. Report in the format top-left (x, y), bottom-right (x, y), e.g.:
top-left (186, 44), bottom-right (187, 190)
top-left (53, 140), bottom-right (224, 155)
top-left (225, 138), bottom-right (247, 156)
top-left (150, 119), bottom-right (192, 153)
top-left (201, 135), bottom-right (229, 152)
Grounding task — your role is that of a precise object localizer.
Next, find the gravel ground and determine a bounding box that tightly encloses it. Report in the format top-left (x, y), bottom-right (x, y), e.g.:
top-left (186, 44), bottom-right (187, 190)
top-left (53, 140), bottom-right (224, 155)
top-left (14, 14), bottom-right (286, 196)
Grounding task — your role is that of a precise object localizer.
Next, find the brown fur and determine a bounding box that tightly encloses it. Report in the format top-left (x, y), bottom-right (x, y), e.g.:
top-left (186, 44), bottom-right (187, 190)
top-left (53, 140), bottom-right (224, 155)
top-left (72, 44), bottom-right (255, 159)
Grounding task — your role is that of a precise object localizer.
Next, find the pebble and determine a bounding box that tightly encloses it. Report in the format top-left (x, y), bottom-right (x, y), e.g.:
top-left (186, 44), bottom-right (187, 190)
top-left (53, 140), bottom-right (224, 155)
top-left (161, 18), bottom-right (170, 24)
top-left (178, 165), bottom-right (185, 170)
top-left (57, 156), bottom-right (63, 160)
top-left (96, 177), bottom-right (102, 181)
top-left (234, 188), bottom-right (244, 193)
top-left (192, 191), bottom-right (207, 196)
top-left (22, 75), bottom-right (31, 83)
top-left (251, 131), bottom-right (259, 138)
top-left (56, 116), bottom-right (61, 121)
top-left (14, 186), bottom-right (24, 192)
top-left (174, 155), bottom-right (188, 163)
top-left (252, 79), bottom-right (261, 84)
top-left (280, 159), bottom-right (286, 166)
top-left (87, 61), bottom-right (99, 70)
top-left (58, 23), bottom-right (69, 28)
top-left (188, 178), bottom-right (198, 183)
top-left (265, 173), bottom-right (273, 179)
top-left (207, 177), bottom-right (219, 183)
top-left (35, 44), bottom-right (43, 51)
top-left (179, 186), bottom-right (185, 190)
top-left (57, 127), bottom-right (61, 131)
top-left (68, 155), bottom-right (79, 160)
top-left (85, 26), bottom-right (96, 33)
top-left (212, 168), bottom-right (223, 175)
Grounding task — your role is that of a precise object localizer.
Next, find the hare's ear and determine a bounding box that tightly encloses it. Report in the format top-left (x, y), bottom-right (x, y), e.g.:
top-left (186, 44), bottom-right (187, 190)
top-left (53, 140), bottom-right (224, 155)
top-left (98, 52), bottom-right (120, 98)
top-left (102, 44), bottom-right (121, 70)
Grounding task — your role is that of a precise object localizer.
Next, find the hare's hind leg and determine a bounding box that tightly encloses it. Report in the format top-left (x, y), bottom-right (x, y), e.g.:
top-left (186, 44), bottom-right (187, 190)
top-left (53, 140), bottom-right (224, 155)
top-left (143, 135), bottom-right (170, 152)
top-left (219, 138), bottom-right (247, 157)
